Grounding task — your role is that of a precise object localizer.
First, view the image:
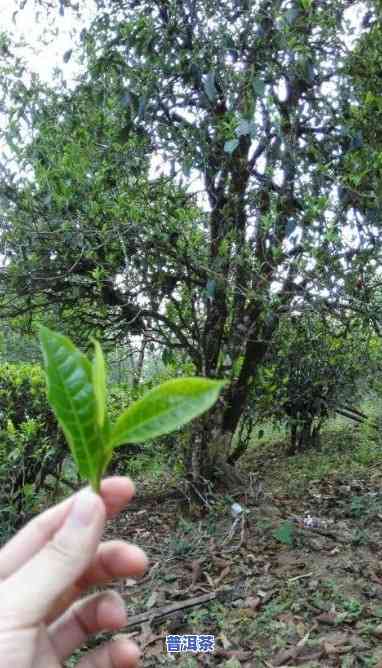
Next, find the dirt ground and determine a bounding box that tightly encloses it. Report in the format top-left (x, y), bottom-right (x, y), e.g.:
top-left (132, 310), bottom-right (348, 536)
top-left (64, 434), bottom-right (382, 667)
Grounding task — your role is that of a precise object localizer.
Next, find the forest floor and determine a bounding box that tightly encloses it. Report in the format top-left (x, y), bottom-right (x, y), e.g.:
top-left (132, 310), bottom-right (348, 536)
top-left (67, 421), bottom-right (382, 668)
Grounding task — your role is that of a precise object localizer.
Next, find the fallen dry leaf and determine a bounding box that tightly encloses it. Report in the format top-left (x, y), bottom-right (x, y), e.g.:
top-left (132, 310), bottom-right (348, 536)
top-left (316, 611), bottom-right (338, 625)
top-left (190, 558), bottom-right (203, 587)
top-left (295, 648), bottom-right (323, 664)
top-left (296, 622), bottom-right (306, 638)
top-left (320, 631), bottom-right (348, 646)
top-left (272, 646), bottom-right (297, 666)
top-left (272, 627), bottom-right (313, 666)
top-left (139, 621), bottom-right (153, 647)
top-left (218, 632), bottom-right (232, 650)
top-left (214, 649), bottom-right (253, 661)
top-left (146, 591), bottom-right (158, 609)
top-left (243, 595), bottom-right (262, 610)
top-left (322, 641), bottom-right (351, 656)
top-left (204, 571), bottom-right (215, 588)
top-left (278, 612), bottom-right (296, 625)
top-left (125, 578), bottom-right (137, 587)
top-left (373, 623), bottom-right (382, 639)
top-left (215, 565), bottom-right (231, 586)
top-left (212, 556), bottom-right (232, 569)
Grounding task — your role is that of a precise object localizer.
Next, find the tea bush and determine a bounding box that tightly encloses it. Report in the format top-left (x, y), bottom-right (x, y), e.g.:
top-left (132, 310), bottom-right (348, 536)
top-left (0, 362), bottom-right (67, 538)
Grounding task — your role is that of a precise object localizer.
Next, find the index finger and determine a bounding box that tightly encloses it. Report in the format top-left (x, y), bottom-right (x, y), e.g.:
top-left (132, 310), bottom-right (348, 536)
top-left (0, 476), bottom-right (135, 580)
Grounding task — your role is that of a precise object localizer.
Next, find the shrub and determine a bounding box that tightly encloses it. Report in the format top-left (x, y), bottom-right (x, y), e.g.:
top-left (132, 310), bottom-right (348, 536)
top-left (0, 362), bottom-right (66, 536)
top-left (249, 315), bottom-right (373, 454)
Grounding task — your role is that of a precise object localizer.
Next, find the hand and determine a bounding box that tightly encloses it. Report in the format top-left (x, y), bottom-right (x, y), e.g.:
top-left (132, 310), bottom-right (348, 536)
top-left (0, 476), bottom-right (148, 667)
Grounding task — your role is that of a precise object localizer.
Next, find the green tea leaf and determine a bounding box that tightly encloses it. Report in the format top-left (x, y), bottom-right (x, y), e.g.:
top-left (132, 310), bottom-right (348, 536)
top-left (203, 70), bottom-right (217, 102)
top-left (39, 326), bottom-right (104, 489)
top-left (63, 48), bottom-right (73, 63)
top-left (236, 119), bottom-right (252, 137)
top-left (284, 6), bottom-right (300, 25)
top-left (273, 521), bottom-right (295, 546)
top-left (285, 219), bottom-right (297, 237)
top-left (91, 337), bottom-right (107, 428)
top-left (206, 279), bottom-right (216, 298)
top-left (252, 78), bottom-right (266, 97)
top-left (224, 138), bottom-right (239, 154)
top-left (110, 377), bottom-right (226, 447)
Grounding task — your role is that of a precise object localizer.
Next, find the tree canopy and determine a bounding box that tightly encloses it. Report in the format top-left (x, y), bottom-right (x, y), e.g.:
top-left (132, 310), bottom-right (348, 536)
top-left (1, 0), bottom-right (382, 482)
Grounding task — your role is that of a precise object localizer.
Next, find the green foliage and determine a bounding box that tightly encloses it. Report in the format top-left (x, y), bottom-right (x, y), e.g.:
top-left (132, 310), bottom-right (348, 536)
top-left (224, 138), bottom-right (239, 155)
top-left (0, 324), bottom-right (40, 363)
top-left (2, 0), bottom-right (382, 480)
top-left (355, 395), bottom-right (382, 465)
top-left (0, 361), bottom-right (65, 537)
top-left (253, 314), bottom-right (373, 451)
top-left (273, 521), bottom-right (295, 547)
top-left (39, 327), bottom-right (225, 491)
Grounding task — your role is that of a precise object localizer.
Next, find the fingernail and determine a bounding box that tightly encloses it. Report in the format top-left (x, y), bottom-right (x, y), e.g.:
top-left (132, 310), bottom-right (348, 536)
top-left (67, 489), bottom-right (99, 528)
top-left (101, 592), bottom-right (127, 621)
top-left (129, 545), bottom-right (149, 573)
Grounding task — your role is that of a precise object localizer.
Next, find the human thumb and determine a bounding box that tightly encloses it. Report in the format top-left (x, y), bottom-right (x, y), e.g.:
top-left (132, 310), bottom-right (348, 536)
top-left (0, 488), bottom-right (105, 628)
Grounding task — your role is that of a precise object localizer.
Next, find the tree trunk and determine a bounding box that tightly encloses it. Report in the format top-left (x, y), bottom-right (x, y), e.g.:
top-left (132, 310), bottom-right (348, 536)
top-left (184, 400), bottom-right (247, 490)
top-left (133, 336), bottom-right (147, 389)
top-left (298, 420), bottom-right (313, 450)
top-left (311, 423), bottom-right (321, 448)
top-left (227, 412), bottom-right (254, 465)
top-left (289, 421), bottom-right (298, 454)
top-left (288, 417), bottom-right (320, 454)
top-left (183, 320), bottom-right (281, 486)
